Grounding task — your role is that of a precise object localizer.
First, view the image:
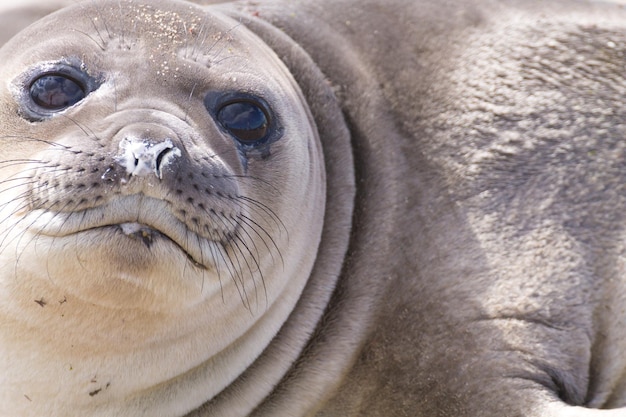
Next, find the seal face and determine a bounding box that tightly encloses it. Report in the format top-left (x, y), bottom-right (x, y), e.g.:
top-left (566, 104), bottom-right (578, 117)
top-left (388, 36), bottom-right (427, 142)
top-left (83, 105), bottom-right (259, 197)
top-left (0, 1), bottom-right (325, 416)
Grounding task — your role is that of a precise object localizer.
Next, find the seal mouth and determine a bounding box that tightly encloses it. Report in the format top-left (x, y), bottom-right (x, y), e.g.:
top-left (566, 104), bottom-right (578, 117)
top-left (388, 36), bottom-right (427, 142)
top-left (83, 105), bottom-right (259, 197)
top-left (115, 222), bottom-right (209, 268)
top-left (25, 195), bottom-right (231, 270)
top-left (119, 222), bottom-right (162, 246)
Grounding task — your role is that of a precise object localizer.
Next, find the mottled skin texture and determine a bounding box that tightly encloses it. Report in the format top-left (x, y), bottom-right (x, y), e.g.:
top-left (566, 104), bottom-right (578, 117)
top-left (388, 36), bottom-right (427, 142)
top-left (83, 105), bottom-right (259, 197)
top-left (0, 0), bottom-right (625, 416)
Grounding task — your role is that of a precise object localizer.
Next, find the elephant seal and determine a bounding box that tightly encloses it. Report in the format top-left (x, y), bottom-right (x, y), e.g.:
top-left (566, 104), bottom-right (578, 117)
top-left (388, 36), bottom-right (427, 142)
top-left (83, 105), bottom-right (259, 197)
top-left (0, 0), bottom-right (625, 416)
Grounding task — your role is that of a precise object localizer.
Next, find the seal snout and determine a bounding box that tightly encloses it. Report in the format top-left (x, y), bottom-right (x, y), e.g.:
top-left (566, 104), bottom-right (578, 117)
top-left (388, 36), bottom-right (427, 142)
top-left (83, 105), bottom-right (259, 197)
top-left (116, 137), bottom-right (182, 180)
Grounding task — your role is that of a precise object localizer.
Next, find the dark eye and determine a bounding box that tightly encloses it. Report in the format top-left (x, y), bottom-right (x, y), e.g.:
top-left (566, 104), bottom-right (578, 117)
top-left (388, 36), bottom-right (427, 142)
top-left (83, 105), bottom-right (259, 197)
top-left (16, 60), bottom-right (101, 121)
top-left (29, 74), bottom-right (86, 111)
top-left (216, 101), bottom-right (269, 143)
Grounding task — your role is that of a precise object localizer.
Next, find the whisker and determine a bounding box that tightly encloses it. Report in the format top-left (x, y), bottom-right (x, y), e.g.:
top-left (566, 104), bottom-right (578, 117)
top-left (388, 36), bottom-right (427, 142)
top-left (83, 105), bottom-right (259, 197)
top-left (218, 239), bottom-right (249, 310)
top-left (0, 159), bottom-right (47, 168)
top-left (238, 213), bottom-right (284, 269)
top-left (0, 197), bottom-right (58, 258)
top-left (236, 195), bottom-right (288, 238)
top-left (214, 211), bottom-right (263, 308)
top-left (222, 229), bottom-right (250, 308)
top-left (183, 82), bottom-right (198, 123)
top-left (204, 21), bottom-right (243, 64)
top-left (68, 28), bottom-right (106, 51)
top-left (60, 115), bottom-right (102, 144)
top-left (14, 199), bottom-right (78, 277)
top-left (0, 136), bottom-right (73, 149)
top-left (219, 174), bottom-right (281, 195)
top-left (62, 202), bottom-right (89, 272)
top-left (203, 224), bottom-right (225, 302)
top-left (232, 226), bottom-right (266, 309)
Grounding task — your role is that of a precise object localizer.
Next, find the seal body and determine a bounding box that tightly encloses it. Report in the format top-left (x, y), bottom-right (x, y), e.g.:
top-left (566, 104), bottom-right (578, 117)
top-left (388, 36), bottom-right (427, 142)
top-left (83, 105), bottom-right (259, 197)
top-left (0, 0), bottom-right (625, 416)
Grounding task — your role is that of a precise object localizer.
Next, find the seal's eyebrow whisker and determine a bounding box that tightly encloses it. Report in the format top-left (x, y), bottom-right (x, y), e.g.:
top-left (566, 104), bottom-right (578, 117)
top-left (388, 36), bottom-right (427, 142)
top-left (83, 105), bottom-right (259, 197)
top-left (186, 20), bottom-right (212, 63)
top-left (208, 21), bottom-right (240, 52)
top-left (73, 0), bottom-right (119, 51)
top-left (210, 54), bottom-right (251, 68)
top-left (89, 0), bottom-right (112, 42)
top-left (182, 15), bottom-right (217, 59)
top-left (182, 82), bottom-right (198, 123)
top-left (69, 28), bottom-right (106, 51)
top-left (115, 0), bottom-right (129, 51)
top-left (201, 21), bottom-right (244, 64)
top-left (72, 1), bottom-right (107, 50)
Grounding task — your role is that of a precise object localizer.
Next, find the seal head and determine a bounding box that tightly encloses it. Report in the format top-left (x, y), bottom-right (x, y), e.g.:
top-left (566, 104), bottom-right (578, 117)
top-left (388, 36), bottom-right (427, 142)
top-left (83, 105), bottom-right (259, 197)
top-left (0, 1), bottom-right (331, 416)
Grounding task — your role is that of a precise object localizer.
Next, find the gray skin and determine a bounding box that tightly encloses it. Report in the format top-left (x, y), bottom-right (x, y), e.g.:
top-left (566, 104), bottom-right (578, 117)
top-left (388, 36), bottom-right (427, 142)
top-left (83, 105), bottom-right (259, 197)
top-left (0, 0), bottom-right (625, 416)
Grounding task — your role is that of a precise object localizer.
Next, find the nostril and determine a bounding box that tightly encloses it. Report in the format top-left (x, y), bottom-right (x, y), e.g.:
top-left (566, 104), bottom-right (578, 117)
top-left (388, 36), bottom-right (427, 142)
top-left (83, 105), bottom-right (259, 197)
top-left (155, 147), bottom-right (172, 174)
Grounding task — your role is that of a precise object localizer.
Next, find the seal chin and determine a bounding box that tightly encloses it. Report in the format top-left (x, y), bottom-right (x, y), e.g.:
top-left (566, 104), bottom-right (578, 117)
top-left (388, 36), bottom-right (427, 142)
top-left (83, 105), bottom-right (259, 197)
top-left (4, 190), bottom-right (246, 310)
top-left (7, 221), bottom-right (222, 310)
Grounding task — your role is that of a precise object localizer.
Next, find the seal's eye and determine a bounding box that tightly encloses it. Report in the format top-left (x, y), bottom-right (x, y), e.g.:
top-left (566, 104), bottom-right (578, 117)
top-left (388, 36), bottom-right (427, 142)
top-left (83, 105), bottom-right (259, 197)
top-left (204, 92), bottom-right (281, 148)
top-left (17, 60), bottom-right (101, 121)
top-left (29, 74), bottom-right (86, 111)
top-left (216, 100), bottom-right (269, 143)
